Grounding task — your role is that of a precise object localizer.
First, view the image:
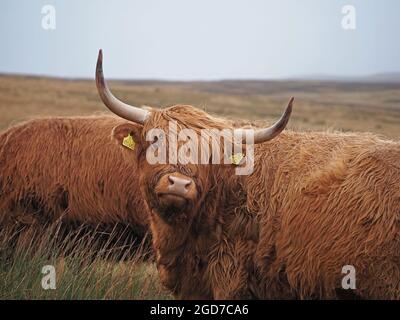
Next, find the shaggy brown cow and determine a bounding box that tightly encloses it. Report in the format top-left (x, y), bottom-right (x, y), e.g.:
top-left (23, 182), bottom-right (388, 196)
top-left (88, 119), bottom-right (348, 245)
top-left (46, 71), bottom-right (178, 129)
top-left (97, 50), bottom-right (400, 299)
top-left (0, 116), bottom-right (149, 243)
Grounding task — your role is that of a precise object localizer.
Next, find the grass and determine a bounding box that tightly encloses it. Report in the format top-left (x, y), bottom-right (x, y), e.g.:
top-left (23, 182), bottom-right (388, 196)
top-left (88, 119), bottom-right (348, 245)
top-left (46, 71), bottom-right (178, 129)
top-left (0, 222), bottom-right (172, 300)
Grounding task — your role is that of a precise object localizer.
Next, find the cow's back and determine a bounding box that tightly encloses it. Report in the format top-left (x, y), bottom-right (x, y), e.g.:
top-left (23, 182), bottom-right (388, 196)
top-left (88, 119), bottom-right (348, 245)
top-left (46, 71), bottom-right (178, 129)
top-left (250, 131), bottom-right (400, 299)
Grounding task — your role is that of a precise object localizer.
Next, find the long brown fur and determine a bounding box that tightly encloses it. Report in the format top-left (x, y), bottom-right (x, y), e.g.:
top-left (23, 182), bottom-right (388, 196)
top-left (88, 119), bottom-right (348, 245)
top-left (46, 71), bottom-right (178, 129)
top-left (0, 116), bottom-right (148, 238)
top-left (128, 104), bottom-right (400, 299)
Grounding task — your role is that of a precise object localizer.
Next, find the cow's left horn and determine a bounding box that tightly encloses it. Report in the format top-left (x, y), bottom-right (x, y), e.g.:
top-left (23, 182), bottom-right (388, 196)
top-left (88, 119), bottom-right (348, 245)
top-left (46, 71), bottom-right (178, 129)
top-left (96, 49), bottom-right (150, 124)
top-left (238, 97), bottom-right (294, 144)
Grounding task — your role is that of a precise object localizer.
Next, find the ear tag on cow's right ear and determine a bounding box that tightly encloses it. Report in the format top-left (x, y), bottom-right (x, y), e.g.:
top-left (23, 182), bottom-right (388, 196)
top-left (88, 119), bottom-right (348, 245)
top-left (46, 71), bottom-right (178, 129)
top-left (122, 133), bottom-right (135, 151)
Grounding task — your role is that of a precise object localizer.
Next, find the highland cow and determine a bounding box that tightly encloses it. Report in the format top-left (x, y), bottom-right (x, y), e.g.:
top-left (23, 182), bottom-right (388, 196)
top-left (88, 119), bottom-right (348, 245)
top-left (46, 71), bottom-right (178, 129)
top-left (0, 115), bottom-right (149, 246)
top-left (97, 50), bottom-right (400, 299)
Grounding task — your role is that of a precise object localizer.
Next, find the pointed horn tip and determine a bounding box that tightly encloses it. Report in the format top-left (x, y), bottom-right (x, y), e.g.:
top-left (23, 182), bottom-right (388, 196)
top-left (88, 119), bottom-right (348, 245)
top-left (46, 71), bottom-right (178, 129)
top-left (285, 97), bottom-right (294, 114)
top-left (288, 97), bottom-right (294, 108)
top-left (96, 50), bottom-right (104, 89)
top-left (97, 49), bottom-right (103, 66)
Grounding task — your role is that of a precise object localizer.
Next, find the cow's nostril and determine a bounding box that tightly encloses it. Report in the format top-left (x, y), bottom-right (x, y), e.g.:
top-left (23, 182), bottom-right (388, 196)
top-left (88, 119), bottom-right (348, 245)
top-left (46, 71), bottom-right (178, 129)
top-left (168, 175), bottom-right (192, 190)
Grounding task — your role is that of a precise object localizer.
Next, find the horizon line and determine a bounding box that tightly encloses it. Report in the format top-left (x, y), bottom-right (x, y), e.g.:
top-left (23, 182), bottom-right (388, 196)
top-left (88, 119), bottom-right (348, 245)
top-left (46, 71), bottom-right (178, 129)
top-left (1, 71), bottom-right (400, 84)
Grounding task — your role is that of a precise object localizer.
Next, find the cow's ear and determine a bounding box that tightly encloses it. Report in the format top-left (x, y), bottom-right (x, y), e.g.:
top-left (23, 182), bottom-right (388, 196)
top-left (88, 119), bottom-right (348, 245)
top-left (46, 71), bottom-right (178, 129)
top-left (111, 123), bottom-right (142, 152)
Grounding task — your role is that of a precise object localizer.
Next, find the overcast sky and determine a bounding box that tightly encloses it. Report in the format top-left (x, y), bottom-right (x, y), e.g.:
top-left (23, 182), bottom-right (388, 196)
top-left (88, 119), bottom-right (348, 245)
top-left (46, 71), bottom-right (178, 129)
top-left (0, 0), bottom-right (399, 80)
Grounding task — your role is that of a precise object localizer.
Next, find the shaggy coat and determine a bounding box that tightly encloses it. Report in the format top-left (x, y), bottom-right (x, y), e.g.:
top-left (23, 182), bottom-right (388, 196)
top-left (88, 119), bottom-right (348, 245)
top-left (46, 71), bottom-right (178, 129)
top-left (0, 116), bottom-right (148, 237)
top-left (123, 105), bottom-right (400, 299)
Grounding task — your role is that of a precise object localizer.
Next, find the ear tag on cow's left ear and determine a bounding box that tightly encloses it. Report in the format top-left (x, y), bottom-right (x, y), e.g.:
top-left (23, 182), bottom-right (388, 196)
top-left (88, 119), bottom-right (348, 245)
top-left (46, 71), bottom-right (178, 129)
top-left (230, 153), bottom-right (244, 165)
top-left (122, 133), bottom-right (135, 151)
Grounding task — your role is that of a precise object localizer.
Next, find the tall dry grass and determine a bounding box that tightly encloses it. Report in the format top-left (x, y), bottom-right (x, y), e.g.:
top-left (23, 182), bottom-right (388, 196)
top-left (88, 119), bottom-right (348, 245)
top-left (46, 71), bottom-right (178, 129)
top-left (0, 221), bottom-right (171, 299)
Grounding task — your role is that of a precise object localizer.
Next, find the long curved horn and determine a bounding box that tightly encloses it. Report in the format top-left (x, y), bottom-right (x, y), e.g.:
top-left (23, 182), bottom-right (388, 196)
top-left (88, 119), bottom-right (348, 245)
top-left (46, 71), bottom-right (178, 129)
top-left (96, 49), bottom-right (150, 124)
top-left (238, 97), bottom-right (294, 144)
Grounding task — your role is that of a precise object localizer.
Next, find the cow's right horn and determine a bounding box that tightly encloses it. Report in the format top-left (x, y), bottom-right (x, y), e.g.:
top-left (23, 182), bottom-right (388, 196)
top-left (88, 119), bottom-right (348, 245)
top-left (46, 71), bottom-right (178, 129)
top-left (96, 49), bottom-right (150, 124)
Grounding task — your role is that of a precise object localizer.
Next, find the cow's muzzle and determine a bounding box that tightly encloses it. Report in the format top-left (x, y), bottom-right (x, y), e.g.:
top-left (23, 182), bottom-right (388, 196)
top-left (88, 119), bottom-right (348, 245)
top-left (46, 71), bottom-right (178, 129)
top-left (154, 172), bottom-right (198, 217)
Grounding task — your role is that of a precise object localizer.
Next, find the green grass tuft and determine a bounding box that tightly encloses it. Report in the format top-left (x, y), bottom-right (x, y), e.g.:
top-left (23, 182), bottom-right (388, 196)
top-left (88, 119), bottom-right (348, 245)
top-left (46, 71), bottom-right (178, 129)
top-left (0, 222), bottom-right (172, 300)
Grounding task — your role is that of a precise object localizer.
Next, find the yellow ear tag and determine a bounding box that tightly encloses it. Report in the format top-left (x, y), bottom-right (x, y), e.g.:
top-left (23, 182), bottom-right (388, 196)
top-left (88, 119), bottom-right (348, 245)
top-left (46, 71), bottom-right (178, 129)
top-left (122, 133), bottom-right (135, 150)
top-left (230, 153), bottom-right (244, 165)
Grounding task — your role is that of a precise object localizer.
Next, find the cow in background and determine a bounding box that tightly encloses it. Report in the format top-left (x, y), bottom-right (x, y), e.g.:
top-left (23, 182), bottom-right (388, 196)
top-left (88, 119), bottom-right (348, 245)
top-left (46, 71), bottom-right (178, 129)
top-left (0, 116), bottom-right (150, 255)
